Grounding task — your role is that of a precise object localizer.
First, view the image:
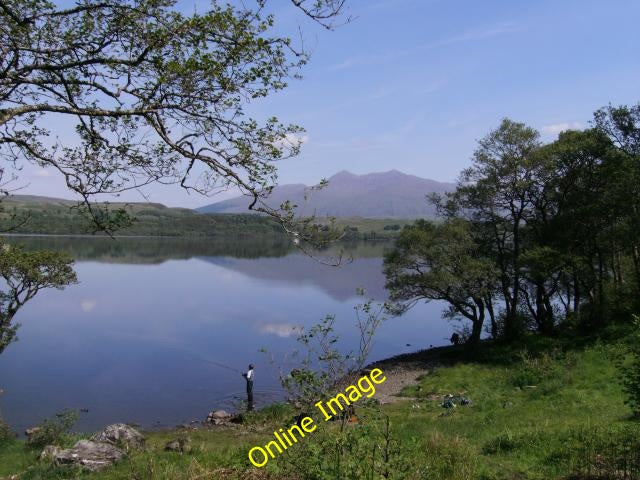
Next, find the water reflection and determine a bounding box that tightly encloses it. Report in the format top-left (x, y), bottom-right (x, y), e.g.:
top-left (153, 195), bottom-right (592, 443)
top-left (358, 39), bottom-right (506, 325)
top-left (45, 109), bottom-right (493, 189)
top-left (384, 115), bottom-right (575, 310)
top-left (0, 236), bottom-right (450, 433)
top-left (7, 235), bottom-right (293, 263)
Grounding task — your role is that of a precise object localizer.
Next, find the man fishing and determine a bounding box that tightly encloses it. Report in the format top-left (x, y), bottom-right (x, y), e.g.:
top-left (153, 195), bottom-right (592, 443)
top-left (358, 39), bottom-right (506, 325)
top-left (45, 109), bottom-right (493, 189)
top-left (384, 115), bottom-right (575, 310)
top-left (242, 364), bottom-right (255, 410)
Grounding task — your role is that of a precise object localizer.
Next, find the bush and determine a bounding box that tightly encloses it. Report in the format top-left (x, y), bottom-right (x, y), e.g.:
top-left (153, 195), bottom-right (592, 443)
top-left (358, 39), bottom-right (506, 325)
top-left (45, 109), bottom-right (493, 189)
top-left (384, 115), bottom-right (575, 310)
top-left (26, 409), bottom-right (79, 448)
top-left (276, 412), bottom-right (427, 480)
top-left (567, 425), bottom-right (640, 479)
top-left (617, 314), bottom-right (640, 418)
top-left (0, 417), bottom-right (14, 444)
top-left (510, 350), bottom-right (560, 388)
top-left (482, 430), bottom-right (519, 454)
top-left (419, 431), bottom-right (477, 480)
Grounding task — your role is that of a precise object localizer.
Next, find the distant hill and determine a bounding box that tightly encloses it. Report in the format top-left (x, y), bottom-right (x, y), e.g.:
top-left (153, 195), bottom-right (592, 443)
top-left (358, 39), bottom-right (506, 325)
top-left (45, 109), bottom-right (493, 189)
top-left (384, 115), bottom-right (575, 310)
top-left (2, 194), bottom-right (77, 206)
top-left (2, 194), bottom-right (175, 210)
top-left (0, 195), bottom-right (285, 237)
top-left (197, 170), bottom-right (454, 218)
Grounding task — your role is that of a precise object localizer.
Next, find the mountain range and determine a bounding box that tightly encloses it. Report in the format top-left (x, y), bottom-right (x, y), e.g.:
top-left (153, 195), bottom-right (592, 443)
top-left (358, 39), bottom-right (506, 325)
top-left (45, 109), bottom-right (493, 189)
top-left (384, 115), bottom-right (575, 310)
top-left (197, 170), bottom-right (454, 218)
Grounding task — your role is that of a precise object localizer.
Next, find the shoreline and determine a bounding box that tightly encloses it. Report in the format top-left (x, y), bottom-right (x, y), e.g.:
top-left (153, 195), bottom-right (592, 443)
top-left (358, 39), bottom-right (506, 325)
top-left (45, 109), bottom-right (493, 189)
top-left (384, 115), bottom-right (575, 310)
top-left (2, 342), bottom-right (455, 439)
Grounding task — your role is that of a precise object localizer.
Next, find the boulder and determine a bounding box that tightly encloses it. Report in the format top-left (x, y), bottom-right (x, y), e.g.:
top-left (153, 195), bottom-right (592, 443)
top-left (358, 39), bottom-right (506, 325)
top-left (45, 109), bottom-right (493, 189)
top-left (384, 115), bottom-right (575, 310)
top-left (164, 438), bottom-right (191, 453)
top-left (165, 440), bottom-right (182, 452)
top-left (54, 440), bottom-right (125, 471)
top-left (91, 423), bottom-right (145, 450)
top-left (39, 445), bottom-right (62, 462)
top-left (25, 426), bottom-right (41, 438)
top-left (206, 410), bottom-right (232, 425)
top-left (229, 413), bottom-right (244, 424)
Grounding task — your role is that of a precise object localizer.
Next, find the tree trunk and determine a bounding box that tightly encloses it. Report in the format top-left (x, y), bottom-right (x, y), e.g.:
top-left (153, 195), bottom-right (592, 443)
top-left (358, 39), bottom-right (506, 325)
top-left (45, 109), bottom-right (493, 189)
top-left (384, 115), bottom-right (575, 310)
top-left (573, 269), bottom-right (581, 314)
top-left (468, 301), bottom-right (485, 346)
top-left (633, 244), bottom-right (640, 298)
top-left (485, 295), bottom-right (497, 338)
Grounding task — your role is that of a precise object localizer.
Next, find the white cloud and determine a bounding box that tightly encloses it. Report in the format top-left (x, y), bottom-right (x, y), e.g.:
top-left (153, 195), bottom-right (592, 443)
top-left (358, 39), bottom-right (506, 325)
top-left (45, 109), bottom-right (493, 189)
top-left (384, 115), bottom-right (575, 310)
top-left (33, 168), bottom-right (51, 178)
top-left (80, 300), bottom-right (96, 312)
top-left (436, 22), bottom-right (520, 48)
top-left (327, 58), bottom-right (354, 71)
top-left (540, 122), bottom-right (584, 135)
top-left (259, 322), bottom-right (303, 338)
top-left (275, 133), bottom-right (309, 150)
top-left (325, 22), bottom-right (519, 72)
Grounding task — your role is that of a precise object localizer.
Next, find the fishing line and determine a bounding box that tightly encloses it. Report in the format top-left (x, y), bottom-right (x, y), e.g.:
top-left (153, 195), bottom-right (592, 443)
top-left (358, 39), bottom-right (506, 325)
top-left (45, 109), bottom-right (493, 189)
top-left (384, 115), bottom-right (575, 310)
top-left (185, 351), bottom-right (242, 374)
top-left (166, 344), bottom-right (243, 375)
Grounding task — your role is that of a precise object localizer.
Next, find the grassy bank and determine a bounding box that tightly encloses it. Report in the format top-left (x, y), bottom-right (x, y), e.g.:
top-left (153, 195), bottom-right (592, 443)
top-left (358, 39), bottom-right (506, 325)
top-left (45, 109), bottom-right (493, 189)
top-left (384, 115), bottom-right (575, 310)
top-left (382, 330), bottom-right (638, 479)
top-left (1, 329), bottom-right (637, 480)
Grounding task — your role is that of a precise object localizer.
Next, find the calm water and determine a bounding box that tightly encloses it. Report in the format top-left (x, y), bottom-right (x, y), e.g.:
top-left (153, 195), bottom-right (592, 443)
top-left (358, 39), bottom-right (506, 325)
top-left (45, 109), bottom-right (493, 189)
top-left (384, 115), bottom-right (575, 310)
top-left (0, 236), bottom-right (450, 433)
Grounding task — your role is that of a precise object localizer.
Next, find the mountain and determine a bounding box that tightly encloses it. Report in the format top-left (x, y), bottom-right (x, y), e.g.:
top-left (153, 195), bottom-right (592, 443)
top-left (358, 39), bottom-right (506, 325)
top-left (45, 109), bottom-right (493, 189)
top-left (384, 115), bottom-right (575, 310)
top-left (197, 170), bottom-right (455, 218)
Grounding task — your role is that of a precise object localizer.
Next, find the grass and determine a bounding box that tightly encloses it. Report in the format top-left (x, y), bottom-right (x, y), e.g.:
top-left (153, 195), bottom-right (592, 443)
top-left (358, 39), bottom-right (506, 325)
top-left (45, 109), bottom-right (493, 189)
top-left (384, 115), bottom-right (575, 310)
top-left (1, 332), bottom-right (637, 479)
top-left (386, 334), bottom-right (635, 479)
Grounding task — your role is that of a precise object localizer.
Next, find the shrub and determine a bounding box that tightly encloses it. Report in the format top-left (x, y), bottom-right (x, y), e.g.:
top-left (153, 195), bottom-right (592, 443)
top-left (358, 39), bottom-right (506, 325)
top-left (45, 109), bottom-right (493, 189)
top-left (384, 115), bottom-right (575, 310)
top-left (0, 416), bottom-right (14, 444)
top-left (510, 350), bottom-right (560, 388)
top-left (617, 314), bottom-right (640, 418)
top-left (26, 409), bottom-right (79, 448)
top-left (419, 431), bottom-right (477, 480)
top-left (276, 412), bottom-right (428, 480)
top-left (567, 425), bottom-right (640, 478)
top-left (482, 430), bottom-right (519, 454)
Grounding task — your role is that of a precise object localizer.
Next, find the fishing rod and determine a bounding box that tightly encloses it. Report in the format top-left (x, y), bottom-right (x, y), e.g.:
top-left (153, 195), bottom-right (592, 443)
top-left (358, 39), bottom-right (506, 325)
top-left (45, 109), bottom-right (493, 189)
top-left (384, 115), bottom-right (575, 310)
top-left (187, 352), bottom-right (242, 374)
top-left (168, 345), bottom-right (243, 375)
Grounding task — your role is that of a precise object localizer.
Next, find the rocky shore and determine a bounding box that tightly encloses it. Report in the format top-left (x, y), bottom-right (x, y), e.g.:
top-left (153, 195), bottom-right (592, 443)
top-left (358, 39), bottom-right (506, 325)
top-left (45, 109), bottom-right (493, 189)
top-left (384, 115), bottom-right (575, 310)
top-left (15, 349), bottom-right (444, 474)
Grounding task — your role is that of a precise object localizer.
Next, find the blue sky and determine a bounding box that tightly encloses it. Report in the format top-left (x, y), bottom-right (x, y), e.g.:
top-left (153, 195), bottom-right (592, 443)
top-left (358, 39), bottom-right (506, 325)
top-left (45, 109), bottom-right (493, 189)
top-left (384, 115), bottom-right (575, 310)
top-left (21, 0), bottom-right (640, 207)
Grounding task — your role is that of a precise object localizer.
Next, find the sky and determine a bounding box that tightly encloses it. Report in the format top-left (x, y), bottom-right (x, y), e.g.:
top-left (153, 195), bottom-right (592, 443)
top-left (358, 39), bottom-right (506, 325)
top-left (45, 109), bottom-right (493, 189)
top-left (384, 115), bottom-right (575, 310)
top-left (17, 0), bottom-right (640, 208)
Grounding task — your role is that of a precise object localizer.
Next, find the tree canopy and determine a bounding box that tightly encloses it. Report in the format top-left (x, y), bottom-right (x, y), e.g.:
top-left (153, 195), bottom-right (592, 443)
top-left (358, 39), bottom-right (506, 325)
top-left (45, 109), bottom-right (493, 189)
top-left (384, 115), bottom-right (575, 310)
top-left (384, 218), bottom-right (497, 345)
top-left (0, 0), bottom-right (345, 234)
top-left (387, 103), bottom-right (640, 345)
top-left (0, 240), bottom-right (77, 353)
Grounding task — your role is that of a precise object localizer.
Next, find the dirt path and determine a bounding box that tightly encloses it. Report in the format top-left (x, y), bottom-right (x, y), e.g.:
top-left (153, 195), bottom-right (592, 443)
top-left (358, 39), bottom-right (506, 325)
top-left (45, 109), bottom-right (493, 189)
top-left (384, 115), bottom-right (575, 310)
top-left (365, 344), bottom-right (458, 404)
top-left (370, 364), bottom-right (431, 404)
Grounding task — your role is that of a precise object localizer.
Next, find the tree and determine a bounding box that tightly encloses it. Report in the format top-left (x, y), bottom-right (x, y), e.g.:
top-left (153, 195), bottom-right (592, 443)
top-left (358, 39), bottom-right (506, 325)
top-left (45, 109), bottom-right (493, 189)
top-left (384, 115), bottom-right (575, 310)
top-left (434, 119), bottom-right (542, 339)
top-left (594, 104), bottom-right (640, 301)
top-left (0, 0), bottom-right (345, 237)
top-left (384, 219), bottom-right (497, 345)
top-left (527, 128), bottom-right (619, 328)
top-left (0, 240), bottom-right (76, 354)
top-left (617, 315), bottom-right (640, 418)
top-left (422, 108), bottom-right (640, 340)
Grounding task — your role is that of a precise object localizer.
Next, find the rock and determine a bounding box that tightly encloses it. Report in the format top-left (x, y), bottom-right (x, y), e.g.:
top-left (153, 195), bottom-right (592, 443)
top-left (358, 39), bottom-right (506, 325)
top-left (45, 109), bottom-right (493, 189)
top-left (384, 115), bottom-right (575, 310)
top-left (206, 410), bottom-right (232, 425)
top-left (54, 440), bottom-right (125, 471)
top-left (165, 440), bottom-right (182, 452)
top-left (441, 400), bottom-right (456, 409)
top-left (25, 426), bottom-right (41, 438)
top-left (229, 413), bottom-right (244, 424)
top-left (39, 445), bottom-right (62, 461)
top-left (164, 437), bottom-right (191, 453)
top-left (91, 423), bottom-right (145, 450)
